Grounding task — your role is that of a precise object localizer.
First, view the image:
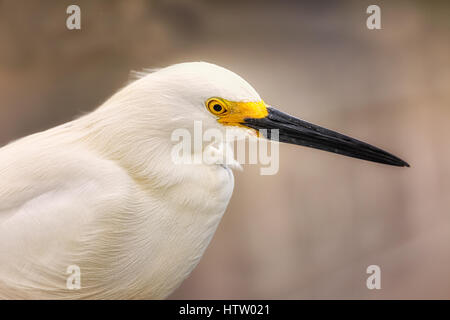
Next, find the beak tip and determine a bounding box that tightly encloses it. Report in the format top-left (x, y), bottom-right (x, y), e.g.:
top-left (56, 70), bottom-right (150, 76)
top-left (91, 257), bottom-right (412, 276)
top-left (392, 158), bottom-right (409, 167)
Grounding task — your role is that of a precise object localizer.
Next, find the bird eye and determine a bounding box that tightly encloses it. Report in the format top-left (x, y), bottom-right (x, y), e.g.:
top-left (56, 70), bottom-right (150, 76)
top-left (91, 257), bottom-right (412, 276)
top-left (206, 98), bottom-right (229, 116)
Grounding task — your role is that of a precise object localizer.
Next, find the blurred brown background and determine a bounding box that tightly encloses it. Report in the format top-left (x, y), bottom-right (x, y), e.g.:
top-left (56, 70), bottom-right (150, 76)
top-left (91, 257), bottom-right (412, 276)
top-left (1, 0), bottom-right (449, 299)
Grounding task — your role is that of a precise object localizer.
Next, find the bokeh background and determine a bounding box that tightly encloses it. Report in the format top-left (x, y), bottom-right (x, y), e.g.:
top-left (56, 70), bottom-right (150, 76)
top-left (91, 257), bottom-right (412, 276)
top-left (1, 0), bottom-right (449, 299)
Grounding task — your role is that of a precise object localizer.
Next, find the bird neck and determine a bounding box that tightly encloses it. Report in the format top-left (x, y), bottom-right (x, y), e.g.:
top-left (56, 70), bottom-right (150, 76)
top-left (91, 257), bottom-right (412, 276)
top-left (73, 103), bottom-right (179, 190)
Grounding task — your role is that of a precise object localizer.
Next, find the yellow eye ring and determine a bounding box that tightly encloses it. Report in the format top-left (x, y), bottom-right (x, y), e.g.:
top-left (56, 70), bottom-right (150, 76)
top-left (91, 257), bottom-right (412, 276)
top-left (206, 98), bottom-right (229, 116)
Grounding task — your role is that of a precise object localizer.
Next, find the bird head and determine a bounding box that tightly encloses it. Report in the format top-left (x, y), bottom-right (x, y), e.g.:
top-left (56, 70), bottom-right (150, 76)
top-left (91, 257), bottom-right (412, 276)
top-left (103, 62), bottom-right (408, 167)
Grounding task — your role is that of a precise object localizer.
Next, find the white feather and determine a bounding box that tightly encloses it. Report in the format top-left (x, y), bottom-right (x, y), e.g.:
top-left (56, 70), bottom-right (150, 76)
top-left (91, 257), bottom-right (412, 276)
top-left (0, 62), bottom-right (260, 299)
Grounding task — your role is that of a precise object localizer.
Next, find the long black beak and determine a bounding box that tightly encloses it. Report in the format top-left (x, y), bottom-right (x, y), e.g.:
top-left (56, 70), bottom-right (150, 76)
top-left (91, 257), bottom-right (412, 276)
top-left (243, 107), bottom-right (409, 167)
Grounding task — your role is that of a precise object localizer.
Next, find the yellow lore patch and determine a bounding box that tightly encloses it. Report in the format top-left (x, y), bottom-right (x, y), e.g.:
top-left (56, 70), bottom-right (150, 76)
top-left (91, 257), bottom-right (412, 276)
top-left (205, 97), bottom-right (268, 128)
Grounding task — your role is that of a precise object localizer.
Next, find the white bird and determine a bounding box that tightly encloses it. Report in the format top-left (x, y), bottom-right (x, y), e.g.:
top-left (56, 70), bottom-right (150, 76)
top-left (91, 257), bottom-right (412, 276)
top-left (0, 62), bottom-right (408, 299)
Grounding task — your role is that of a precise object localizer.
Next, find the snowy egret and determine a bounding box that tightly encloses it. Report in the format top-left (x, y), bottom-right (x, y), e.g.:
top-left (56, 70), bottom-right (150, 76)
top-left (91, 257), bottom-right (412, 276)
top-left (0, 62), bottom-right (408, 299)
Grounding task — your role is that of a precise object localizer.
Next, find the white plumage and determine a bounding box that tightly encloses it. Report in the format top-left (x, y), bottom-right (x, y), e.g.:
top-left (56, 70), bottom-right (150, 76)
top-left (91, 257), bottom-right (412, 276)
top-left (0, 62), bottom-right (258, 299)
top-left (0, 61), bottom-right (409, 299)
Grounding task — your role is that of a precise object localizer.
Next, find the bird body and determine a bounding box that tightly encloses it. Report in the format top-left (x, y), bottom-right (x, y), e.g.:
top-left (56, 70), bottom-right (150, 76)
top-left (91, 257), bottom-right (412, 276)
top-left (0, 63), bottom-right (239, 299)
top-left (0, 62), bottom-right (407, 299)
top-left (0, 128), bottom-right (233, 299)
